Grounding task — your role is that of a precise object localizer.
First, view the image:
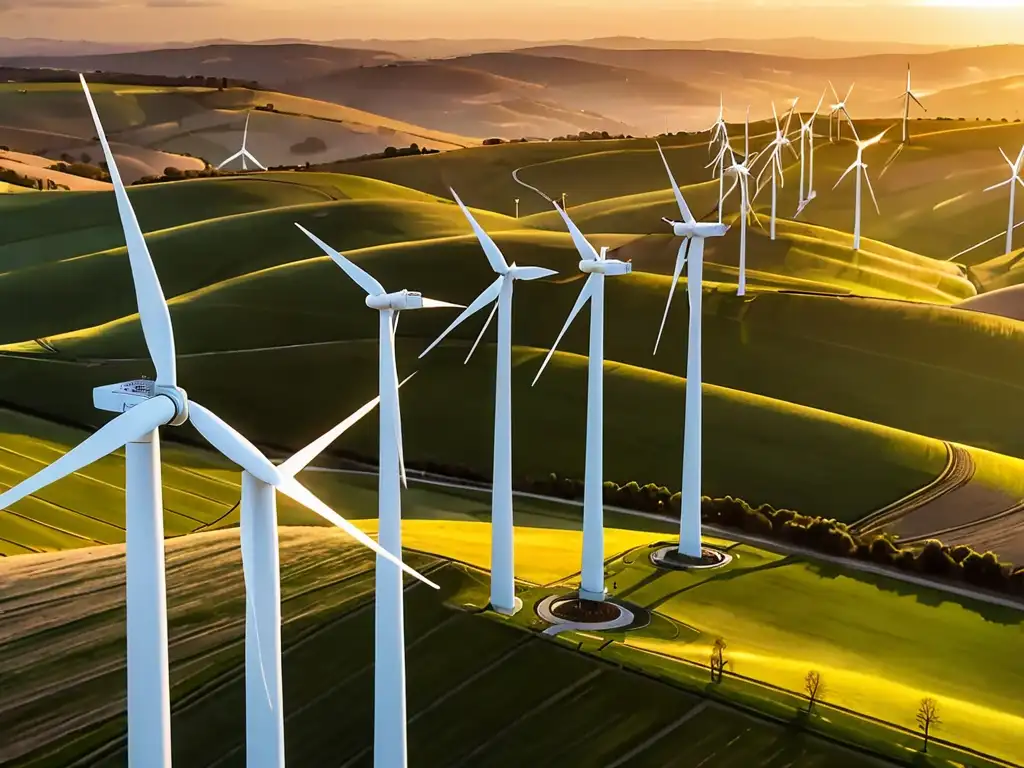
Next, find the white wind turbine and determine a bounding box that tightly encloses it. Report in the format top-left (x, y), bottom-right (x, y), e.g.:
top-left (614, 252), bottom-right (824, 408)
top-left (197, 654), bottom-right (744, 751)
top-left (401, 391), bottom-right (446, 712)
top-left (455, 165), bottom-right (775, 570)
top-left (882, 63), bottom-right (927, 176)
top-left (828, 82), bottom-right (858, 143)
top-left (708, 95), bottom-right (730, 220)
top-left (531, 203), bottom-right (631, 601)
top-left (755, 99), bottom-right (799, 240)
top-left (984, 146), bottom-right (1024, 256)
top-left (419, 188), bottom-right (557, 615)
top-left (796, 90), bottom-right (826, 215)
top-left (217, 112), bottom-right (267, 171)
top-left (242, 380), bottom-right (418, 768)
top-left (833, 127), bottom-right (890, 251)
top-left (722, 107), bottom-right (761, 296)
top-left (655, 145), bottom-right (729, 558)
top-left (0, 75), bottom-right (433, 768)
top-left (296, 223), bottom-right (460, 767)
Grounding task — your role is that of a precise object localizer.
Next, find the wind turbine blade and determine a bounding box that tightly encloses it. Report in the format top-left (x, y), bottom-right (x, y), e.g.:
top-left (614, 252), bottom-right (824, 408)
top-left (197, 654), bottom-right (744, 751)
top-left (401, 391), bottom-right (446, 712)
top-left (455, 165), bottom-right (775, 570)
top-left (656, 142), bottom-right (696, 224)
top-left (879, 143), bottom-right (904, 179)
top-left (464, 299), bottom-right (498, 364)
top-left (864, 169), bottom-right (881, 215)
top-left (510, 266), bottom-right (558, 281)
top-left (911, 93), bottom-right (926, 111)
top-left (216, 150), bottom-right (243, 170)
top-left (771, 101), bottom-right (781, 133)
top-left (833, 162), bottom-right (859, 190)
top-left (829, 80), bottom-right (840, 102)
top-left (450, 188), bottom-right (509, 275)
top-left (1015, 146), bottom-right (1024, 171)
top-left (0, 396), bottom-right (175, 510)
top-left (532, 274), bottom-right (596, 385)
top-left (239, 516), bottom-right (272, 709)
top-left (984, 178), bottom-right (1014, 192)
top-left (188, 401), bottom-right (281, 486)
top-left (420, 276), bottom-right (504, 359)
top-left (554, 202), bottom-right (601, 260)
top-left (294, 223), bottom-right (385, 296)
top-left (275, 476), bottom-right (439, 589)
top-left (243, 150), bottom-right (267, 171)
top-left (814, 89), bottom-right (826, 115)
top-left (653, 239), bottom-right (689, 356)
top-left (278, 378), bottom-right (413, 477)
top-left (999, 147), bottom-right (1014, 169)
top-left (420, 297), bottom-right (464, 309)
top-left (387, 314), bottom-right (407, 489)
top-left (242, 112), bottom-right (250, 149)
top-left (80, 75), bottom-right (177, 388)
top-left (845, 83), bottom-right (855, 102)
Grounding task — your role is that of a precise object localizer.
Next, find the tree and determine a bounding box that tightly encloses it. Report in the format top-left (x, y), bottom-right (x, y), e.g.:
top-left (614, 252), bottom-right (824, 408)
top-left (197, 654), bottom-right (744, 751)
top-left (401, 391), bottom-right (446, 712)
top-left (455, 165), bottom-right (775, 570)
top-left (709, 637), bottom-right (729, 683)
top-left (80, 152), bottom-right (92, 164)
top-left (804, 670), bottom-right (825, 713)
top-left (916, 698), bottom-right (941, 753)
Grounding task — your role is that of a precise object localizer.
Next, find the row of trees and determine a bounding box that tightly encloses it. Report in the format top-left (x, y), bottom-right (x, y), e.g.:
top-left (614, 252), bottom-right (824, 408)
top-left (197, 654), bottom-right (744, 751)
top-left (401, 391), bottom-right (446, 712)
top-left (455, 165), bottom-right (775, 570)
top-left (525, 473), bottom-right (1024, 598)
top-left (0, 166), bottom-right (67, 190)
top-left (551, 130), bottom-right (634, 141)
top-left (0, 66), bottom-right (258, 90)
top-left (709, 641), bottom-right (942, 754)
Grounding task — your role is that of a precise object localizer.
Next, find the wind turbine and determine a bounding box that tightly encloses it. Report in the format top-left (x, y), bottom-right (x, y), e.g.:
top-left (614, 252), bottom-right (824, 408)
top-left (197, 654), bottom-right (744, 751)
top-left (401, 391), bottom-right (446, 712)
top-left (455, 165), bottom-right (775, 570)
top-left (295, 223), bottom-right (459, 767)
top-left (707, 95), bottom-right (729, 219)
top-left (722, 107), bottom-right (761, 296)
top-left (882, 63), bottom-right (927, 177)
top-left (984, 146), bottom-right (1024, 256)
top-left (796, 90), bottom-right (826, 215)
top-left (241, 381), bottom-right (418, 768)
top-left (833, 128), bottom-right (890, 251)
top-left (0, 75), bottom-right (433, 768)
top-left (217, 112), bottom-right (266, 171)
top-left (828, 82), bottom-right (858, 143)
top-left (755, 99), bottom-right (799, 240)
top-left (531, 204), bottom-right (631, 602)
top-left (419, 188), bottom-right (557, 615)
top-left (654, 144), bottom-right (729, 558)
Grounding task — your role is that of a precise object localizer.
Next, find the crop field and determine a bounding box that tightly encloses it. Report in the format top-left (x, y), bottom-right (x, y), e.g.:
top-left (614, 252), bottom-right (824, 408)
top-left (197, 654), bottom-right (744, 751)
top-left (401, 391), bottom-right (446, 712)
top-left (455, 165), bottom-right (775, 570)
top-left (1, 530), bottom-right (891, 768)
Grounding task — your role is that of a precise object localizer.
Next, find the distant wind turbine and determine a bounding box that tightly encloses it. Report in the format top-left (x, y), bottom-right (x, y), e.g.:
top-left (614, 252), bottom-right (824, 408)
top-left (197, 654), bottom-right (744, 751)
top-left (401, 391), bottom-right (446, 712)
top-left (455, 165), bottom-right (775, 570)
top-left (296, 224), bottom-right (460, 767)
top-left (828, 82), bottom-right (858, 143)
top-left (532, 204), bottom-right (631, 601)
top-left (722, 107), bottom-right (761, 296)
top-left (796, 90), bottom-right (826, 215)
top-left (655, 143), bottom-right (729, 558)
top-left (881, 63), bottom-right (927, 177)
top-left (833, 128), bottom-right (890, 251)
top-left (983, 146), bottom-right (1024, 256)
top-left (755, 99), bottom-right (799, 240)
top-left (419, 189), bottom-right (557, 615)
top-left (707, 96), bottom-right (730, 220)
top-left (218, 112), bottom-right (266, 171)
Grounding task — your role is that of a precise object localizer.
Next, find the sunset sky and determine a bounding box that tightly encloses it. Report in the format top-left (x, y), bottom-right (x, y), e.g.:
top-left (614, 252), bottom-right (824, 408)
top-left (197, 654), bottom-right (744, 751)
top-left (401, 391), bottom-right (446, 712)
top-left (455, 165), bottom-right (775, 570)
top-left (1, 1), bottom-right (1022, 45)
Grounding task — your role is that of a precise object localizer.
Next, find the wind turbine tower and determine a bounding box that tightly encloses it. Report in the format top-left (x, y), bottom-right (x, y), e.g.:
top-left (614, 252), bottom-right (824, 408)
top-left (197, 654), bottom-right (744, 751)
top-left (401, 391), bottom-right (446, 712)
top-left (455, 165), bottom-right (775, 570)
top-left (882, 64), bottom-right (927, 176)
top-left (655, 143), bottom-right (729, 558)
top-left (532, 205), bottom-right (631, 601)
top-left (796, 90), bottom-right (826, 214)
top-left (723, 107), bottom-right (760, 296)
top-left (420, 189), bottom-right (557, 614)
top-left (834, 128), bottom-right (890, 251)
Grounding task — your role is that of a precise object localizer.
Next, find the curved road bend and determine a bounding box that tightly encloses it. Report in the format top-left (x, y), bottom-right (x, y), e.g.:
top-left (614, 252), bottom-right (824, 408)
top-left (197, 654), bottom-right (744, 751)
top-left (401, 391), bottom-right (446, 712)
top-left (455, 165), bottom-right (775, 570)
top-left (304, 465), bottom-right (1024, 613)
top-left (854, 442), bottom-right (974, 536)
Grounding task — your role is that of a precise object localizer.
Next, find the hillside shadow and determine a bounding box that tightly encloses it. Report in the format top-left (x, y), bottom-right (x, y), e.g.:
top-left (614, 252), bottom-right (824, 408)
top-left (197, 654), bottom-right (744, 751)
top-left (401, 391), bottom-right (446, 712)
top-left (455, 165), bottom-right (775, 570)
top-left (802, 559), bottom-right (1024, 626)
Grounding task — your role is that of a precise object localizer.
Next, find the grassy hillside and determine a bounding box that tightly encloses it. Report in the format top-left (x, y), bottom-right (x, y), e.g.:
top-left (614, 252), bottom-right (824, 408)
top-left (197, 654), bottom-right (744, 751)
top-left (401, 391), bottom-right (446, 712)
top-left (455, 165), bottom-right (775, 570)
top-left (1, 529), bottom-right (902, 768)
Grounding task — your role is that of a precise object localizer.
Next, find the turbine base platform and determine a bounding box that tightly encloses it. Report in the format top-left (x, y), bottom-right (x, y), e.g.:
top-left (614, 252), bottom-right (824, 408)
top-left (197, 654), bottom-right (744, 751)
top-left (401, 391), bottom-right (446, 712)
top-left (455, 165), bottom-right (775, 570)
top-left (491, 597), bottom-right (523, 616)
top-left (650, 544), bottom-right (732, 571)
top-left (577, 586), bottom-right (608, 603)
top-left (535, 592), bottom-right (650, 632)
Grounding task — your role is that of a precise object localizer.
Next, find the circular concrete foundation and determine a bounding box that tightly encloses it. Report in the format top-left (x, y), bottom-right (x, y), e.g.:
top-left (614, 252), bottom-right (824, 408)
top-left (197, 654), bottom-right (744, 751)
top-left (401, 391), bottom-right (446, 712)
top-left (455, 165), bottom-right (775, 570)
top-left (650, 545), bottom-right (732, 571)
top-left (535, 593), bottom-right (636, 632)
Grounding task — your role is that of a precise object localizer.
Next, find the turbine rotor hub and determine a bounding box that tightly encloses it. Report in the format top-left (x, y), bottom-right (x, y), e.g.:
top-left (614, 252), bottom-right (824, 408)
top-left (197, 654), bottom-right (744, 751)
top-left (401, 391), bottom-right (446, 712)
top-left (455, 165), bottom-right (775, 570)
top-left (153, 384), bottom-right (189, 426)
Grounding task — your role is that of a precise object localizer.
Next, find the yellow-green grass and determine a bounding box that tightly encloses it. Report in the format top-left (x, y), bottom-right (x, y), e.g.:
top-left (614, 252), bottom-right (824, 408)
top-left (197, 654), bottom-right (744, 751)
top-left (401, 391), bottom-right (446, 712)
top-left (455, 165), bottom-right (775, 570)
top-left (0, 181), bottom-right (37, 194)
top-left (969, 248), bottom-right (1024, 292)
top-left (0, 336), bottom-right (952, 527)
top-left (0, 196), bottom-right (518, 342)
top-left (0, 532), bottom-right (882, 768)
top-left (0, 408), bottom-right (239, 555)
top-left (602, 541), bottom-right (1024, 764)
top-left (17, 226), bottom-right (1024, 461)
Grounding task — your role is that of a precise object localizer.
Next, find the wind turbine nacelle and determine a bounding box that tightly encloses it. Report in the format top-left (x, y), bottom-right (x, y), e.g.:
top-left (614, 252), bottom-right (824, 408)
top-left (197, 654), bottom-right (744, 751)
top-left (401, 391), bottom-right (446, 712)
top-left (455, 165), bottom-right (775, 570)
top-left (367, 290), bottom-right (423, 311)
top-left (581, 259), bottom-right (631, 275)
top-left (93, 379), bottom-right (156, 414)
top-left (673, 222), bottom-right (729, 238)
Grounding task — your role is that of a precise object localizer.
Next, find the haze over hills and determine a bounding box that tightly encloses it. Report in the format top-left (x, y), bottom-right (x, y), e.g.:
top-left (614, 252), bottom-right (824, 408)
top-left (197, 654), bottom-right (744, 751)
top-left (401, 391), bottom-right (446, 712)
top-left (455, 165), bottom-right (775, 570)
top-left (4, 41), bottom-right (1022, 139)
